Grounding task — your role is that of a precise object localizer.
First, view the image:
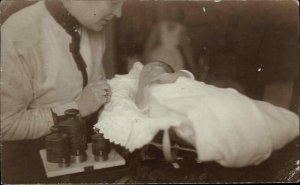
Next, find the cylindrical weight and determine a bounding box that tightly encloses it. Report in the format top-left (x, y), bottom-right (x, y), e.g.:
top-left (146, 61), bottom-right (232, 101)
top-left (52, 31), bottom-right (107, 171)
top-left (92, 133), bottom-right (111, 161)
top-left (59, 109), bottom-right (88, 163)
top-left (45, 133), bottom-right (70, 164)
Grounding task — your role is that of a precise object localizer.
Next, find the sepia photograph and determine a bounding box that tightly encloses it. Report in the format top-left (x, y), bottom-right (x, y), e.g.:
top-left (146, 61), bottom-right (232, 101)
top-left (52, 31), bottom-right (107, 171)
top-left (0, 0), bottom-right (299, 183)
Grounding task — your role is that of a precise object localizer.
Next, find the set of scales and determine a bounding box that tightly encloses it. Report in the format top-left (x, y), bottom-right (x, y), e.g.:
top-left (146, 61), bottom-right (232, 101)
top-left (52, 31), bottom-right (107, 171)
top-left (39, 109), bottom-right (125, 178)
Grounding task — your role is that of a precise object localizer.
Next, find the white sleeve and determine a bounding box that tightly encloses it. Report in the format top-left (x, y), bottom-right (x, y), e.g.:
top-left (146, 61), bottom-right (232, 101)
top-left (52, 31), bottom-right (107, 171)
top-left (1, 24), bottom-right (54, 140)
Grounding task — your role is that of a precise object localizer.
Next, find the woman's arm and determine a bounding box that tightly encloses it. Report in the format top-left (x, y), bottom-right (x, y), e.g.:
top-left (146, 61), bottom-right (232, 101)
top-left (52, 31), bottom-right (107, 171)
top-left (1, 26), bottom-right (55, 141)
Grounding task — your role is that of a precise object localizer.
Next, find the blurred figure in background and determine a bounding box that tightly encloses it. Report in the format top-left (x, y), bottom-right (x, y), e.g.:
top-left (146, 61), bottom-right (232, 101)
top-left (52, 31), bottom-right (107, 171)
top-left (143, 21), bottom-right (196, 75)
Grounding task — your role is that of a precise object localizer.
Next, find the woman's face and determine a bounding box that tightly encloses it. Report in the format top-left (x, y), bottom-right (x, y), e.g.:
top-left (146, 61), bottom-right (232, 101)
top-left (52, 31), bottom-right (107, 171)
top-left (63, 0), bottom-right (124, 31)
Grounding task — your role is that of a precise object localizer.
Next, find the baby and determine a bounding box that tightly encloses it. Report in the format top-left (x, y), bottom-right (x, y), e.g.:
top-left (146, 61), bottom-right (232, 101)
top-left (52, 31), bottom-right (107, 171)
top-left (135, 61), bottom-right (196, 149)
top-left (135, 61), bottom-right (193, 110)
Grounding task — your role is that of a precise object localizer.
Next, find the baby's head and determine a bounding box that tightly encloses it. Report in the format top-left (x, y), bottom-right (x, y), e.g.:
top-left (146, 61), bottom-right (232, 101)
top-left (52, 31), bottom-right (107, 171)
top-left (139, 61), bottom-right (175, 88)
top-left (135, 61), bottom-right (174, 109)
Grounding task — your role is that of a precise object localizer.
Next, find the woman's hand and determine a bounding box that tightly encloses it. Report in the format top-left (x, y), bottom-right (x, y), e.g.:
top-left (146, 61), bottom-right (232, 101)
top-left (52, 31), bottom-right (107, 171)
top-left (76, 80), bottom-right (111, 117)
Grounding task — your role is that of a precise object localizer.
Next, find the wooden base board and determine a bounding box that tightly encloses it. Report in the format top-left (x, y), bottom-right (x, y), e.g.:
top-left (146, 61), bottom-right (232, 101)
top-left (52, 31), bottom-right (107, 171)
top-left (40, 143), bottom-right (126, 177)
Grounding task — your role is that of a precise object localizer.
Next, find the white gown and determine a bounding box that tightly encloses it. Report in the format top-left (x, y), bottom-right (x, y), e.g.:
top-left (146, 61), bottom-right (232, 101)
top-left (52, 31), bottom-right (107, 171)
top-left (95, 62), bottom-right (299, 167)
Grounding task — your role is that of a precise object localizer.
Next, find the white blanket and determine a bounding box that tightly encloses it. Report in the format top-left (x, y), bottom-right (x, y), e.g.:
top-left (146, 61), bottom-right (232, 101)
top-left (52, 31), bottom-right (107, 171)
top-left (95, 62), bottom-right (299, 167)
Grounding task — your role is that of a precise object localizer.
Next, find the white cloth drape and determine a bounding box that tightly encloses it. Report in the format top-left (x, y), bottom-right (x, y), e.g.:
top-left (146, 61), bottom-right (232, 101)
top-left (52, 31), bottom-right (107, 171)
top-left (95, 62), bottom-right (299, 167)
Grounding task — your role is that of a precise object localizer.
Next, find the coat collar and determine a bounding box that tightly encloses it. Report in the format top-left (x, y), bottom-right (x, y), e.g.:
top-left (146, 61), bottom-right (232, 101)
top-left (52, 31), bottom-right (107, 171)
top-left (45, 0), bottom-right (80, 36)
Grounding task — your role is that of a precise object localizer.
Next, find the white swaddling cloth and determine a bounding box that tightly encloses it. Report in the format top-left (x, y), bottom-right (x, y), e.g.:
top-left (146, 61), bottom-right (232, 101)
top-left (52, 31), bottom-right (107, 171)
top-left (95, 62), bottom-right (183, 150)
top-left (95, 62), bottom-right (299, 167)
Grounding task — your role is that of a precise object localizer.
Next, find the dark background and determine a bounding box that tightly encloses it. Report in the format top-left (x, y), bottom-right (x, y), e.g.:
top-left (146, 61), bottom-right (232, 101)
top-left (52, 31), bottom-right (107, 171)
top-left (114, 0), bottom-right (298, 109)
top-left (1, 0), bottom-right (298, 110)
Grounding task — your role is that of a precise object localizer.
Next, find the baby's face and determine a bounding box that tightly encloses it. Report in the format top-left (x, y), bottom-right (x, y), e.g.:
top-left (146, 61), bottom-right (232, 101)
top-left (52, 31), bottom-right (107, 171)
top-left (138, 63), bottom-right (168, 88)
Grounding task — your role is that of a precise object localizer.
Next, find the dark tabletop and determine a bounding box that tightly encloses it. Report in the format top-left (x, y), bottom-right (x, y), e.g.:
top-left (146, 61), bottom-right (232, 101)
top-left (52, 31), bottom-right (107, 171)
top-left (69, 138), bottom-right (299, 183)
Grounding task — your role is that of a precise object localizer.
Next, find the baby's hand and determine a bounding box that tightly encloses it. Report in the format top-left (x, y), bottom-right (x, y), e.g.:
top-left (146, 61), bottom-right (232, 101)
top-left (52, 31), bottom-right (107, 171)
top-left (154, 71), bottom-right (194, 84)
top-left (153, 73), bottom-right (180, 84)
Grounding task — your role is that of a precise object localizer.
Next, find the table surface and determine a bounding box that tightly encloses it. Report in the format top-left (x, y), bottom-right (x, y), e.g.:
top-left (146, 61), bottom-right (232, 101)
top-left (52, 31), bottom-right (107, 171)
top-left (68, 138), bottom-right (299, 183)
top-left (40, 138), bottom-right (299, 183)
